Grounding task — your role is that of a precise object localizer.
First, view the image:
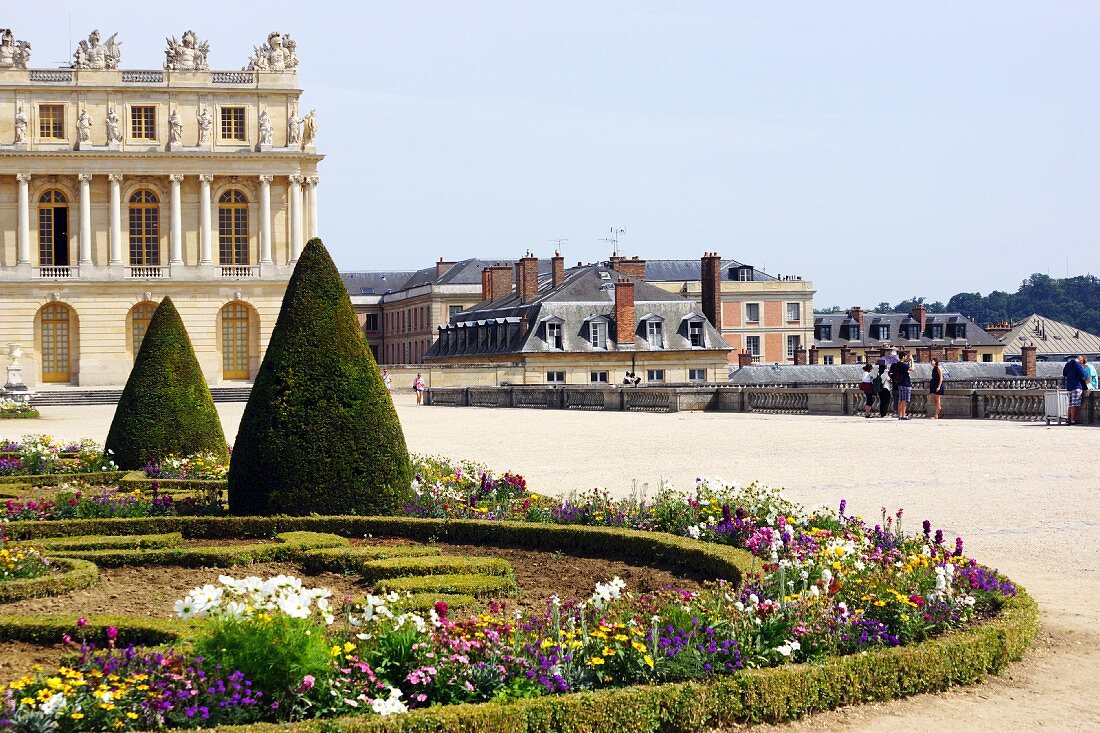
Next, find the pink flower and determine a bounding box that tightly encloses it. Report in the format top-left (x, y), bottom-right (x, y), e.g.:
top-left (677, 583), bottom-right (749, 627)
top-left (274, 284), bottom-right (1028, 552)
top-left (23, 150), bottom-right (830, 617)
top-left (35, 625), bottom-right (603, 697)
top-left (300, 675), bottom-right (315, 692)
top-left (106, 626), bottom-right (118, 641)
top-left (77, 617), bottom-right (88, 629)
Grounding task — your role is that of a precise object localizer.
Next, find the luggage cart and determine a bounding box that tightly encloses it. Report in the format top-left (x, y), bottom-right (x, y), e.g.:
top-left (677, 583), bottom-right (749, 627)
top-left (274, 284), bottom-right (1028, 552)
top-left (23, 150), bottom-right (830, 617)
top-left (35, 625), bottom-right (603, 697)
top-left (1044, 390), bottom-right (1069, 425)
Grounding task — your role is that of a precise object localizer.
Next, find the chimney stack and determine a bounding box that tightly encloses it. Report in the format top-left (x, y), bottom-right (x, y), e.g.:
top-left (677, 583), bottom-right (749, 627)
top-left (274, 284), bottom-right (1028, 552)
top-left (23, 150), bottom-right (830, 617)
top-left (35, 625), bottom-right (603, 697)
top-left (488, 264), bottom-right (513, 301)
top-left (551, 252), bottom-right (565, 288)
top-left (849, 306), bottom-right (864, 330)
top-left (808, 345), bottom-right (819, 365)
top-left (961, 347), bottom-right (977, 362)
top-left (911, 304), bottom-right (927, 335)
top-left (700, 251), bottom-right (722, 330)
top-left (793, 347), bottom-right (807, 365)
top-left (611, 255), bottom-right (647, 281)
top-left (481, 267), bottom-right (492, 301)
top-left (436, 257), bottom-right (454, 278)
top-left (1021, 345), bottom-right (1037, 376)
top-left (614, 278), bottom-right (635, 349)
top-left (519, 251), bottom-right (539, 303)
top-left (737, 350), bottom-right (754, 368)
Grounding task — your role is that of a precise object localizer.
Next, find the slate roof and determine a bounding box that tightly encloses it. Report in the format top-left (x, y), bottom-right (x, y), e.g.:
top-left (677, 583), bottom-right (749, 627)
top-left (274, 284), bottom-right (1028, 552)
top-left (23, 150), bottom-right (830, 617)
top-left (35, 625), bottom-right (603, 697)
top-left (644, 259), bottom-right (779, 282)
top-left (727, 361), bottom-right (1066, 385)
top-left (997, 314), bottom-right (1100, 359)
top-left (340, 271), bottom-right (416, 296)
top-left (425, 265), bottom-right (728, 358)
top-left (341, 258), bottom-right (552, 297)
top-left (813, 311), bottom-right (1001, 348)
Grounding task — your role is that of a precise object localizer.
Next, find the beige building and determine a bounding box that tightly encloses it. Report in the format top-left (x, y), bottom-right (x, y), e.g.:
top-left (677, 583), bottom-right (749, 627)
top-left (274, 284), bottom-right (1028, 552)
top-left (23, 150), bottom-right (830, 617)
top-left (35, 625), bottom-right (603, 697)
top-left (0, 28), bottom-right (322, 388)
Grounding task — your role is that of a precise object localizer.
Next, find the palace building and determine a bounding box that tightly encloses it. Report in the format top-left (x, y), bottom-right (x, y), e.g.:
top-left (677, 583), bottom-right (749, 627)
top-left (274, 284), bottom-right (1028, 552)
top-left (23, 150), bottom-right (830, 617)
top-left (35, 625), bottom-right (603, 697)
top-left (0, 27), bottom-right (321, 388)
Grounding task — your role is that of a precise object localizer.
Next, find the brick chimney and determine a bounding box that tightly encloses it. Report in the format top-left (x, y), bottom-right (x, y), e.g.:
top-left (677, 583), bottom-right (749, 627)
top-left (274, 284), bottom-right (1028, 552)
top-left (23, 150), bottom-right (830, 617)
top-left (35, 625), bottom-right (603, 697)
top-left (849, 306), bottom-right (864, 330)
top-left (1021, 345), bottom-right (1037, 376)
top-left (551, 252), bottom-right (565, 288)
top-left (911, 304), bottom-right (927, 335)
top-left (488, 264), bottom-right (513, 301)
top-left (984, 320), bottom-right (1013, 340)
top-left (701, 251), bottom-right (722, 330)
top-left (737, 350), bottom-right (754, 368)
top-left (436, 257), bottom-right (454, 278)
top-left (945, 346), bottom-right (961, 361)
top-left (961, 347), bottom-right (978, 362)
top-left (915, 347), bottom-right (931, 364)
top-left (611, 256), bottom-right (646, 281)
top-left (614, 278), bottom-right (635, 349)
top-left (840, 344), bottom-right (854, 364)
top-left (808, 345), bottom-right (819, 365)
top-left (519, 252), bottom-right (539, 303)
top-left (480, 267), bottom-right (492, 301)
top-left (793, 347), bottom-right (807, 365)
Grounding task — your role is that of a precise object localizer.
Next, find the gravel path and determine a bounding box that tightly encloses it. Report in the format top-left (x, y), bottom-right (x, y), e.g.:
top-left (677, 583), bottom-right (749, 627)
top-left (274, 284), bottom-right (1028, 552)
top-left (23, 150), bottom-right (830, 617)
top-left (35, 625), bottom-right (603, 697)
top-left (17, 396), bottom-right (1100, 730)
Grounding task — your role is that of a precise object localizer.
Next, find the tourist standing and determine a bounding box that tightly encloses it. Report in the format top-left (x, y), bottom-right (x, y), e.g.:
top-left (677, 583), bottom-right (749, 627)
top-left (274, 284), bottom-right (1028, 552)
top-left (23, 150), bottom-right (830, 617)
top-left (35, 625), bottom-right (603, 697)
top-left (878, 348), bottom-right (900, 414)
top-left (875, 364), bottom-right (890, 418)
top-left (859, 363), bottom-right (876, 417)
top-left (413, 373), bottom-right (426, 405)
top-left (1063, 356), bottom-right (1087, 425)
top-left (928, 357), bottom-right (945, 419)
top-left (382, 368), bottom-right (393, 396)
top-left (893, 352), bottom-right (913, 420)
top-left (1083, 356), bottom-right (1098, 391)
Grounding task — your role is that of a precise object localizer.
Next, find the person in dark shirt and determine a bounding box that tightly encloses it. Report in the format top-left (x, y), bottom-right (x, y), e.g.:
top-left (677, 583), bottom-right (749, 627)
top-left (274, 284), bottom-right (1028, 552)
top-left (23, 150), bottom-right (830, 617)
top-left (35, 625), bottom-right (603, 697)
top-left (891, 352), bottom-right (913, 420)
top-left (1063, 355), bottom-right (1088, 425)
top-left (929, 357), bottom-right (945, 419)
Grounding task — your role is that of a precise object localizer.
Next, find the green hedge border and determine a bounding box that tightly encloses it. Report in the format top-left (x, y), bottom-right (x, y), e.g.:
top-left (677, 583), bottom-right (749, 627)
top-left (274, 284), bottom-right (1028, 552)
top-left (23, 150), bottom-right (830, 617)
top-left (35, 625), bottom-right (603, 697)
top-left (0, 471), bottom-right (126, 490)
top-left (0, 516), bottom-right (1038, 731)
top-left (0, 410), bottom-right (40, 420)
top-left (0, 557), bottom-right (99, 603)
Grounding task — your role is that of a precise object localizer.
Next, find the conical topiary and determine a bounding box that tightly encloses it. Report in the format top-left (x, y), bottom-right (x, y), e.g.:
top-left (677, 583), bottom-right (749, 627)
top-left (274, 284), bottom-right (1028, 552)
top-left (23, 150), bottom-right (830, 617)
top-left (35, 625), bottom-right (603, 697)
top-left (227, 238), bottom-right (412, 516)
top-left (105, 296), bottom-right (228, 469)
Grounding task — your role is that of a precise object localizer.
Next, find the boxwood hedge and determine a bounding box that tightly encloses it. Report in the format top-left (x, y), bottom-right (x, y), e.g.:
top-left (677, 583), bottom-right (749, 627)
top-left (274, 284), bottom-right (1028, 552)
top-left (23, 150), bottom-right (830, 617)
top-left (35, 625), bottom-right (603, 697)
top-left (0, 557), bottom-right (99, 603)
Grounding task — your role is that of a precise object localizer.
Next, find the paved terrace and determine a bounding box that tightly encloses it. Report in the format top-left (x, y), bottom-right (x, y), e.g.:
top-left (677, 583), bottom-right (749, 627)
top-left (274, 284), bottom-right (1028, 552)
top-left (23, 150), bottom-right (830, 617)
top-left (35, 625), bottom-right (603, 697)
top-left (14, 397), bottom-right (1100, 731)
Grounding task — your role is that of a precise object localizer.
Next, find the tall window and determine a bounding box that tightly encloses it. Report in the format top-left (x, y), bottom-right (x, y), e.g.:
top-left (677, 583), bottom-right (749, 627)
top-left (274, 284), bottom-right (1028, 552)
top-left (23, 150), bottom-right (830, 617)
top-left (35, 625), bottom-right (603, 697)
top-left (128, 190), bottom-right (160, 265)
top-left (39, 303), bottom-right (72, 383)
top-left (588, 321), bottom-right (606, 349)
top-left (787, 335), bottom-right (801, 359)
top-left (364, 314), bottom-right (379, 332)
top-left (218, 190), bottom-right (249, 265)
top-left (130, 302), bottom-right (157, 359)
top-left (448, 305), bottom-right (463, 320)
top-left (745, 303), bottom-right (760, 322)
top-left (130, 106), bottom-right (156, 139)
top-left (646, 320), bottom-right (663, 348)
top-left (220, 107), bottom-right (246, 141)
top-left (37, 190), bottom-right (69, 266)
top-left (221, 302), bottom-right (251, 379)
top-left (786, 303), bottom-right (801, 322)
top-left (688, 321), bottom-right (704, 347)
top-left (746, 335), bottom-right (761, 357)
top-left (546, 322), bottom-right (563, 350)
top-left (38, 105), bottom-right (64, 139)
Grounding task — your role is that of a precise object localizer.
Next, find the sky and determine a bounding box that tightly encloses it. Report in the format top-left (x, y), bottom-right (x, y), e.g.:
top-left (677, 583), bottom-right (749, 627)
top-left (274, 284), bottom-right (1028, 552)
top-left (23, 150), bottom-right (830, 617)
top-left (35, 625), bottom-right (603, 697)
top-left (7, 2), bottom-right (1099, 307)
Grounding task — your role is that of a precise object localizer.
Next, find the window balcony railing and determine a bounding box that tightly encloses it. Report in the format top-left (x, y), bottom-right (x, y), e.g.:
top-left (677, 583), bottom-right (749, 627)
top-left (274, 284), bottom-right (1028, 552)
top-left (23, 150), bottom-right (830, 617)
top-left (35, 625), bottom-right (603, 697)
top-left (127, 265), bottom-right (166, 279)
top-left (37, 266), bottom-right (76, 279)
top-left (220, 265), bottom-right (258, 279)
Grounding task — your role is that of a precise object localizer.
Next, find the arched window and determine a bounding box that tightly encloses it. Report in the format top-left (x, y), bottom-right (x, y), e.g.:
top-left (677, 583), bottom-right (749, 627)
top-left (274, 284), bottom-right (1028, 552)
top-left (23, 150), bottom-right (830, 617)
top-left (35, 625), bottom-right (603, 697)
top-left (128, 190), bottom-right (160, 266)
top-left (130, 302), bottom-right (157, 359)
top-left (39, 303), bottom-right (73, 383)
top-left (218, 190), bottom-right (249, 266)
top-left (37, 190), bottom-right (69, 267)
top-left (221, 302), bottom-right (251, 379)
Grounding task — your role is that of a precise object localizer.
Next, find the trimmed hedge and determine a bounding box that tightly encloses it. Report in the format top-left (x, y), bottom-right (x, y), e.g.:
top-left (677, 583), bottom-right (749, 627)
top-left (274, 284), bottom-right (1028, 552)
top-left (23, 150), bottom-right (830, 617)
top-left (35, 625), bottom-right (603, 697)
top-left (377, 573), bottom-right (517, 597)
top-left (0, 614), bottom-right (187, 645)
top-left (116, 474), bottom-right (227, 495)
top-left (227, 239), bottom-right (413, 517)
top-left (0, 409), bottom-right (40, 419)
top-left (299, 545), bottom-right (442, 575)
top-left (394, 593), bottom-right (478, 614)
top-left (0, 558), bottom-right (99, 603)
top-left (0, 471), bottom-right (126, 490)
top-left (16, 533), bottom-right (184, 551)
top-left (355, 555), bottom-right (512, 582)
top-left (104, 296), bottom-right (228, 469)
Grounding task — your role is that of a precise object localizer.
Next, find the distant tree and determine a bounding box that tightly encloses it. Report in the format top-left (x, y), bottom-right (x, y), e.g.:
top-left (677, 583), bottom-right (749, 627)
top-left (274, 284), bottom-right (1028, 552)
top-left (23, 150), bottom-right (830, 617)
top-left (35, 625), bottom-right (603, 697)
top-left (104, 297), bottom-right (227, 469)
top-left (941, 273), bottom-right (1100, 333)
top-left (815, 305), bottom-right (844, 313)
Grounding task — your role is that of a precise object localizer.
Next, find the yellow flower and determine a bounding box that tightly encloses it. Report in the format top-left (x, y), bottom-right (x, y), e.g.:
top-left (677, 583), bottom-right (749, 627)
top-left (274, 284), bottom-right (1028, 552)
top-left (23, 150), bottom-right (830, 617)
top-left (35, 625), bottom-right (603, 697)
top-left (589, 656), bottom-right (605, 666)
top-left (644, 654), bottom-right (654, 669)
top-left (613, 633), bottom-right (628, 641)
top-left (631, 641), bottom-right (647, 653)
top-left (20, 696), bottom-right (35, 706)
top-left (126, 712), bottom-right (139, 720)
top-left (70, 712), bottom-right (84, 719)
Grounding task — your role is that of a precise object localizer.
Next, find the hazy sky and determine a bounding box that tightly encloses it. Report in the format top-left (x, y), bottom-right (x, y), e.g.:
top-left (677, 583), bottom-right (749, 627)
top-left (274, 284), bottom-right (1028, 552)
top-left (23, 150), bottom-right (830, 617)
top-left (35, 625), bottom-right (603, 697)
top-left (8, 2), bottom-right (1099, 307)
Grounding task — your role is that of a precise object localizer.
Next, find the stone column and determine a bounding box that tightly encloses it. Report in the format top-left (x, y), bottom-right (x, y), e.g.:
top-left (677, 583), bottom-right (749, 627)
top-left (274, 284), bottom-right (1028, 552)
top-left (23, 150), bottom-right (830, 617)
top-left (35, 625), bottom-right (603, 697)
top-left (169, 174), bottom-right (184, 265)
top-left (258, 175), bottom-right (273, 264)
top-left (108, 174), bottom-right (123, 264)
top-left (289, 175), bottom-right (303, 263)
top-left (198, 175), bottom-right (214, 264)
top-left (78, 173), bottom-right (93, 265)
top-left (16, 174), bottom-right (31, 265)
top-left (305, 175), bottom-right (319, 240)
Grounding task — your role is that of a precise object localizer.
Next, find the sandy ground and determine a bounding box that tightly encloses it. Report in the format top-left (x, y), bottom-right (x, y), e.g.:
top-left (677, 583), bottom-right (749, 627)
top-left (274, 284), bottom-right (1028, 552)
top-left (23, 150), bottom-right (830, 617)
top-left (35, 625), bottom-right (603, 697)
top-left (14, 397), bottom-right (1100, 731)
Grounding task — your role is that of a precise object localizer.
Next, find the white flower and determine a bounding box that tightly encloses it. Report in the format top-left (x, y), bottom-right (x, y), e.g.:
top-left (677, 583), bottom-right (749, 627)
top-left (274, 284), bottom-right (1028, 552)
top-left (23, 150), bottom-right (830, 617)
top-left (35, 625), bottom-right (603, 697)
top-left (40, 693), bottom-right (66, 716)
top-left (775, 639), bottom-right (801, 658)
top-left (371, 687), bottom-right (408, 716)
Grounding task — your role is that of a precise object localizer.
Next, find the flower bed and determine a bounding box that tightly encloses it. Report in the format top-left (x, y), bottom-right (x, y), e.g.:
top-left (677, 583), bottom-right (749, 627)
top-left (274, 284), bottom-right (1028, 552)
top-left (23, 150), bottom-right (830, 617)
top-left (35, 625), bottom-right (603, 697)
top-left (0, 436), bottom-right (116, 477)
top-left (0, 401), bottom-right (38, 420)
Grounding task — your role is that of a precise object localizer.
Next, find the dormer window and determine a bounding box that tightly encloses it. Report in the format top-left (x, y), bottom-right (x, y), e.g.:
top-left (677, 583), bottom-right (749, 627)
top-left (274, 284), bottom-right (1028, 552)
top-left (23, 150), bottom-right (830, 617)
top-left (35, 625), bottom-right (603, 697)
top-left (816, 325), bottom-right (832, 340)
top-left (688, 321), bottom-right (704, 347)
top-left (846, 325), bottom-right (861, 341)
top-left (950, 323), bottom-right (967, 339)
top-left (588, 320), bottom-right (607, 349)
top-left (546, 321), bottom-right (563, 350)
top-left (872, 324), bottom-right (890, 340)
top-left (930, 324), bottom-right (944, 339)
top-left (646, 320), bottom-right (663, 347)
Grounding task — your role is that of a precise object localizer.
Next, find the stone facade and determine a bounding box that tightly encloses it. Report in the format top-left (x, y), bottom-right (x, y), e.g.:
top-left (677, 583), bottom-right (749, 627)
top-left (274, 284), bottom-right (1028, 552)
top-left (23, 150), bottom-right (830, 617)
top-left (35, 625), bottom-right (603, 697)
top-left (0, 30), bottom-right (322, 388)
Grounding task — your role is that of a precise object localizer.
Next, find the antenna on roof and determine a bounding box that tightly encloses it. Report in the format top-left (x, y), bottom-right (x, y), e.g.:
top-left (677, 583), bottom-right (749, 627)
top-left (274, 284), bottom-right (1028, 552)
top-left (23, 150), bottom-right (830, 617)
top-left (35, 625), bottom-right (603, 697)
top-left (548, 238), bottom-right (568, 253)
top-left (598, 227), bottom-right (626, 257)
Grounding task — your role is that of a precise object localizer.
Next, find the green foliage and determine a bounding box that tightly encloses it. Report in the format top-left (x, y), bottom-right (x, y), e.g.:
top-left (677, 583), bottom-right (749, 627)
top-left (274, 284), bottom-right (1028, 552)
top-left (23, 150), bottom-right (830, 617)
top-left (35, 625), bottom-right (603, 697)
top-left (104, 296), bottom-right (228, 469)
top-left (944, 273), bottom-right (1100, 335)
top-left (228, 239), bottom-right (412, 517)
top-left (45, 532), bottom-right (348, 568)
top-left (376, 572), bottom-right (517, 597)
top-left (17, 533), bottom-right (184, 551)
top-left (298, 545), bottom-right (442, 575)
top-left (0, 557), bottom-right (98, 603)
top-left (0, 409), bottom-right (40, 419)
top-left (355, 555), bottom-right (512, 583)
top-left (0, 614), bottom-right (187, 645)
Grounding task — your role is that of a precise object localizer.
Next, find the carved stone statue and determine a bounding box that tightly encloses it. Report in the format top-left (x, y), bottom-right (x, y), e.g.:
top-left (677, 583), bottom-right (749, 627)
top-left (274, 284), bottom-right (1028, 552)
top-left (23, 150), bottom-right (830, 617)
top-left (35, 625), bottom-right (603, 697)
top-left (287, 114), bottom-right (301, 146)
top-left (13, 106), bottom-right (28, 144)
top-left (106, 107), bottom-right (122, 143)
top-left (168, 109), bottom-right (183, 145)
top-left (72, 29), bottom-right (122, 70)
top-left (258, 110), bottom-right (273, 146)
top-left (196, 107), bottom-right (212, 146)
top-left (245, 31), bottom-right (299, 72)
top-left (0, 29), bottom-right (31, 69)
top-left (164, 29), bottom-right (210, 71)
top-left (300, 109), bottom-right (317, 150)
top-left (76, 110), bottom-right (92, 143)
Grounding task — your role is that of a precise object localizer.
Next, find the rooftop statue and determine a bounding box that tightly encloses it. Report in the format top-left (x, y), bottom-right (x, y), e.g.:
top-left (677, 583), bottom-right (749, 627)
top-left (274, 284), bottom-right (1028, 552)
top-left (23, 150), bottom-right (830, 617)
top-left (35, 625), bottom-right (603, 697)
top-left (164, 29), bottom-right (210, 71)
top-left (245, 31), bottom-right (298, 72)
top-left (300, 108), bottom-right (317, 150)
top-left (0, 28), bottom-right (31, 69)
top-left (72, 29), bottom-right (121, 70)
